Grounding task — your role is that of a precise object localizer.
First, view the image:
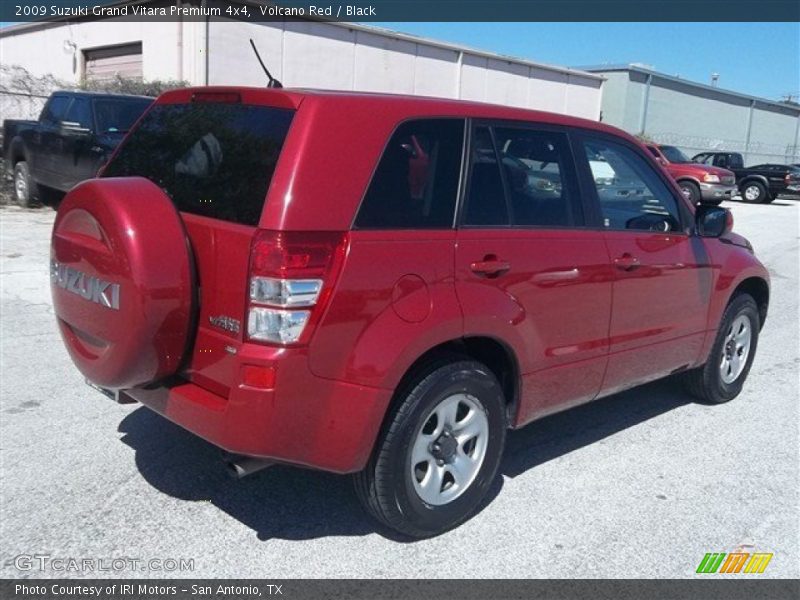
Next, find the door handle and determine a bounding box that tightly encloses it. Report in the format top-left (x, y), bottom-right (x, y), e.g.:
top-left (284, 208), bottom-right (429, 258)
top-left (613, 253), bottom-right (641, 271)
top-left (470, 256), bottom-right (511, 278)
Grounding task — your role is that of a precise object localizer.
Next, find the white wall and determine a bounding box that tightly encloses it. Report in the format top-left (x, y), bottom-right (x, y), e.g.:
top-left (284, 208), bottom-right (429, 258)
top-left (207, 20), bottom-right (603, 119)
top-left (1, 19), bottom-right (603, 121)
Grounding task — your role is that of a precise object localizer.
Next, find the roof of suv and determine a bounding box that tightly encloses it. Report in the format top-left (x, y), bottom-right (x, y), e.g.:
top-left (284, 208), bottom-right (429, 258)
top-left (157, 86), bottom-right (630, 141)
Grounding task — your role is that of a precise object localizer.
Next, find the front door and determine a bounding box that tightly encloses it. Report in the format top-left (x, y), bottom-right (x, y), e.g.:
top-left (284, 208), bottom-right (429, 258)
top-left (578, 135), bottom-right (712, 396)
top-left (455, 124), bottom-right (614, 426)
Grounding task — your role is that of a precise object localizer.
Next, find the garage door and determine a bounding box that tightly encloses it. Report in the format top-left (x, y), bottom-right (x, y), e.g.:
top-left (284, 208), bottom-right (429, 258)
top-left (84, 43), bottom-right (143, 82)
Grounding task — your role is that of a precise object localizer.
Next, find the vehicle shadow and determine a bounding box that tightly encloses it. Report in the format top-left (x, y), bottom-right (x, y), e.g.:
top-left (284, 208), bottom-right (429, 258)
top-left (117, 376), bottom-right (691, 542)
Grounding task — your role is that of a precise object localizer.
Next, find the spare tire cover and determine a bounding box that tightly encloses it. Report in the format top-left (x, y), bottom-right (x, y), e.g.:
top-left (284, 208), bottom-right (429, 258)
top-left (51, 177), bottom-right (193, 389)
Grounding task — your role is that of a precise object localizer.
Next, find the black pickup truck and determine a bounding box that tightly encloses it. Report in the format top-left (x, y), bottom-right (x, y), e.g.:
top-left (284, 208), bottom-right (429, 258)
top-left (3, 90), bottom-right (152, 206)
top-left (692, 151), bottom-right (800, 203)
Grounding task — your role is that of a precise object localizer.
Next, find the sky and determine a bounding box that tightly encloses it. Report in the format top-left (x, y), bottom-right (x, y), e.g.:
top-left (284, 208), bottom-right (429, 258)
top-left (1, 21), bottom-right (797, 101)
top-left (371, 22), bottom-right (800, 102)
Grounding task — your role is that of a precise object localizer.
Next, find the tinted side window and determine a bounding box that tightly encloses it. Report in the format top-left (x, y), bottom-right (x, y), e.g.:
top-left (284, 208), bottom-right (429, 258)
top-left (727, 154), bottom-right (744, 169)
top-left (65, 97), bottom-right (93, 129)
top-left (463, 126), bottom-right (509, 226)
top-left (495, 127), bottom-right (581, 227)
top-left (103, 103), bottom-right (294, 226)
top-left (355, 119), bottom-right (464, 229)
top-left (583, 138), bottom-right (682, 233)
top-left (41, 96), bottom-right (70, 125)
top-left (94, 98), bottom-right (152, 133)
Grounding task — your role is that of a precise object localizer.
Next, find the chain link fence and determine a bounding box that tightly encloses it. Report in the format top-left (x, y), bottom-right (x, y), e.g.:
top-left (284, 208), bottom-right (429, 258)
top-left (648, 132), bottom-right (800, 166)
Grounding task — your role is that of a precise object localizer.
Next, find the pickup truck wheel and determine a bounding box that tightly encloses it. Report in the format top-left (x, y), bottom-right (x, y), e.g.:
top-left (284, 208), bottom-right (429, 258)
top-left (678, 181), bottom-right (701, 204)
top-left (354, 357), bottom-right (506, 538)
top-left (741, 181), bottom-right (767, 203)
top-left (682, 294), bottom-right (760, 404)
top-left (13, 161), bottom-right (37, 207)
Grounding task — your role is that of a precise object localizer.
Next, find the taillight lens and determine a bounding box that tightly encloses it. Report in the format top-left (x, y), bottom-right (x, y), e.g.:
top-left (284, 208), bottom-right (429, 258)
top-left (246, 231), bottom-right (347, 345)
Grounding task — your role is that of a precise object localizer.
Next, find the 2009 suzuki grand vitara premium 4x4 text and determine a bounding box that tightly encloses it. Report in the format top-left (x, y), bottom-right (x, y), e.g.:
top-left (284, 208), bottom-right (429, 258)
top-left (51, 87), bottom-right (769, 538)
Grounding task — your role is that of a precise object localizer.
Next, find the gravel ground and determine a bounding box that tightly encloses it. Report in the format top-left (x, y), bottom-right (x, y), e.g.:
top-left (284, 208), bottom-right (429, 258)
top-left (0, 199), bottom-right (797, 579)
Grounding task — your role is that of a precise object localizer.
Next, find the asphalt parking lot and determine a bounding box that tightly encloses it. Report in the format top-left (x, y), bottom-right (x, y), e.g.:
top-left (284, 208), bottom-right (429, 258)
top-left (0, 198), bottom-right (797, 579)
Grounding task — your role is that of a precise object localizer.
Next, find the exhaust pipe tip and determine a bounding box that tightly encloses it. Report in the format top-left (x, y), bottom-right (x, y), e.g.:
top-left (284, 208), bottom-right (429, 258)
top-left (225, 455), bottom-right (274, 479)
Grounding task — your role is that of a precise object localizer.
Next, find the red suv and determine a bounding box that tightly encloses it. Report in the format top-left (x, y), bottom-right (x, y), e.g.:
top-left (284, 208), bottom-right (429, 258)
top-left (51, 87), bottom-right (769, 538)
top-left (645, 143), bottom-right (737, 205)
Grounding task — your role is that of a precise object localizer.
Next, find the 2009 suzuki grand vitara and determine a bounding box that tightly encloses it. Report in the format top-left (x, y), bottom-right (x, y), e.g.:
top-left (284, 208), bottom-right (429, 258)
top-left (51, 87), bottom-right (769, 538)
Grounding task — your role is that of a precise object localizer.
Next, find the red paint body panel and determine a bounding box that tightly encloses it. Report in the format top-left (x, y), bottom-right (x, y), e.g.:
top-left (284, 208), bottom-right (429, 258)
top-left (53, 86), bottom-right (770, 474)
top-left (454, 229), bottom-right (614, 425)
top-left (51, 178), bottom-right (193, 389)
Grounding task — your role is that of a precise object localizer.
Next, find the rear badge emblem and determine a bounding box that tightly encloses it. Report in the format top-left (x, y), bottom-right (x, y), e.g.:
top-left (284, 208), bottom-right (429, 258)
top-left (209, 315), bottom-right (241, 334)
top-left (50, 260), bottom-right (120, 310)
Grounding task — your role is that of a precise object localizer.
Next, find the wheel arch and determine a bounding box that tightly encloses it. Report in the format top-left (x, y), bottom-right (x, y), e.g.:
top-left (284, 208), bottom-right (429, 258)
top-left (738, 174), bottom-right (769, 189)
top-left (383, 336), bottom-right (521, 430)
top-left (8, 137), bottom-right (28, 166)
top-left (730, 276), bottom-right (769, 330)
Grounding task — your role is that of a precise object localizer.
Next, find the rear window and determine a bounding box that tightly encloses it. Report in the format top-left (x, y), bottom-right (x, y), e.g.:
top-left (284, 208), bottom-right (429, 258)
top-left (103, 102), bottom-right (294, 226)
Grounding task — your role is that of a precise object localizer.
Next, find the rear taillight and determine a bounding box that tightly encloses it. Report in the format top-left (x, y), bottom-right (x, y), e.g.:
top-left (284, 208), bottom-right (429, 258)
top-left (246, 230), bottom-right (348, 345)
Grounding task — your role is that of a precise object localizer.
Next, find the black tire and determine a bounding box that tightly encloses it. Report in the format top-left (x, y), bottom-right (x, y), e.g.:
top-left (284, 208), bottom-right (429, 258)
top-left (354, 356), bottom-right (507, 538)
top-left (678, 180), bottom-right (701, 204)
top-left (740, 181), bottom-right (768, 204)
top-left (13, 161), bottom-right (37, 207)
top-left (763, 193), bottom-right (776, 204)
top-left (682, 294), bottom-right (760, 404)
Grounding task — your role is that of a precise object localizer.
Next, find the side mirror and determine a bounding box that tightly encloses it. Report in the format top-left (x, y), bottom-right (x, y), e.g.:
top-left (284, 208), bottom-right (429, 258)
top-left (59, 121), bottom-right (92, 137)
top-left (696, 206), bottom-right (732, 237)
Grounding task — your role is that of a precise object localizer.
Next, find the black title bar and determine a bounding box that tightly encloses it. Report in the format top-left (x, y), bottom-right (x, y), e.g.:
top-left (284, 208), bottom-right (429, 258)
top-left (3, 579), bottom-right (800, 600)
top-left (2, 0), bottom-right (799, 23)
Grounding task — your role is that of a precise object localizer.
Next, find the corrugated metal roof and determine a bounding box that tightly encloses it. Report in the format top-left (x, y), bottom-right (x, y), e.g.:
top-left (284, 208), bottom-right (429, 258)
top-left (581, 63), bottom-right (800, 114)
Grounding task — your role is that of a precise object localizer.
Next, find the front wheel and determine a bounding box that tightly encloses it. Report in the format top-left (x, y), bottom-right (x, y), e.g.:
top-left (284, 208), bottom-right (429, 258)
top-left (354, 357), bottom-right (507, 538)
top-left (682, 294), bottom-right (760, 404)
top-left (678, 181), bottom-right (701, 204)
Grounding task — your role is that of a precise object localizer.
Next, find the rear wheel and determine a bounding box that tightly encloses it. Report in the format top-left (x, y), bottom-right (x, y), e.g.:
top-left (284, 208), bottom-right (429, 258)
top-left (682, 294), bottom-right (760, 404)
top-left (13, 161), bottom-right (37, 207)
top-left (741, 181), bottom-right (768, 203)
top-left (354, 357), bottom-right (506, 538)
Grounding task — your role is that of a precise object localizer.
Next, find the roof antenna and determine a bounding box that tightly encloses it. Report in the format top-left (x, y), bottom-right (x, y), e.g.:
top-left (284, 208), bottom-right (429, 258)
top-left (249, 38), bottom-right (283, 88)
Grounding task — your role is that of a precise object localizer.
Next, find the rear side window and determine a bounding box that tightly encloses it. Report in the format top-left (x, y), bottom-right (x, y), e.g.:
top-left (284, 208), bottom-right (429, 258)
top-left (354, 119), bottom-right (465, 229)
top-left (463, 126), bottom-right (509, 226)
top-left (494, 127), bottom-right (581, 227)
top-left (464, 125), bottom-right (581, 228)
top-left (103, 102), bottom-right (293, 226)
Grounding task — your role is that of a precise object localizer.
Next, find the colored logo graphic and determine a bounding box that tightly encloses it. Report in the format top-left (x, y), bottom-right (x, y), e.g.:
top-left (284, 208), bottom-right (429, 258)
top-left (696, 552), bottom-right (773, 574)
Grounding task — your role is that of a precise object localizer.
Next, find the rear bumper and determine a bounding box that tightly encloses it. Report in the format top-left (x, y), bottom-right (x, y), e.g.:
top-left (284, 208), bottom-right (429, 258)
top-left (700, 183), bottom-right (736, 201)
top-left (121, 347), bottom-right (392, 474)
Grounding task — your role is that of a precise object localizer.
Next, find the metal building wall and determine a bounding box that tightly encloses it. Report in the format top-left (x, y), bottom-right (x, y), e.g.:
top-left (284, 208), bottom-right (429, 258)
top-left (591, 67), bottom-right (800, 166)
top-left (207, 20), bottom-right (604, 120)
top-left (1, 18), bottom-right (603, 121)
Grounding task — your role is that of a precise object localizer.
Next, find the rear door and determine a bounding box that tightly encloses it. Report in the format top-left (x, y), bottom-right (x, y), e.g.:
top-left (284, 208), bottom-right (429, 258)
top-left (576, 134), bottom-right (711, 396)
top-left (455, 123), bottom-right (613, 425)
top-left (102, 97), bottom-right (295, 397)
